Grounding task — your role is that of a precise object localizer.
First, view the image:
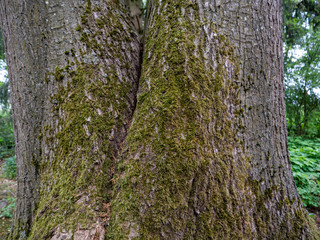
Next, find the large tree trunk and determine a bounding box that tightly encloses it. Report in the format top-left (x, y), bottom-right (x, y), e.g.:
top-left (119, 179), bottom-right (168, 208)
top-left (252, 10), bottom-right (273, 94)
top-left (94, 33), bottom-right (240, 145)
top-left (107, 0), bottom-right (319, 239)
top-left (0, 1), bottom-right (47, 237)
top-left (1, 0), bottom-right (141, 239)
top-left (0, 0), bottom-right (319, 239)
top-left (30, 1), bottom-right (141, 239)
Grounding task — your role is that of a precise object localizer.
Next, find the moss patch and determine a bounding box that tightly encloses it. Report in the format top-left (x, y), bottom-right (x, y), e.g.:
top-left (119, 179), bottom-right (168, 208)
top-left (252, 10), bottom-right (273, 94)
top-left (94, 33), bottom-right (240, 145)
top-left (27, 1), bottom-right (139, 238)
top-left (107, 1), bottom-right (250, 239)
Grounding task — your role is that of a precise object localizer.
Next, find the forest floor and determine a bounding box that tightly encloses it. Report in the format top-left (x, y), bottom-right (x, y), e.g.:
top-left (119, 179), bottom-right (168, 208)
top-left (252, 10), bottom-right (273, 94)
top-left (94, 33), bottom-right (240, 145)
top-left (307, 207), bottom-right (320, 230)
top-left (0, 160), bottom-right (16, 239)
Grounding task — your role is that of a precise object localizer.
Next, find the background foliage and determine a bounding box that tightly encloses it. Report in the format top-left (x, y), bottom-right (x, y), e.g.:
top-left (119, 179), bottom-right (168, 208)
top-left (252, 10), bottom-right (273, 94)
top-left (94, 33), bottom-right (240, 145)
top-left (0, 28), bottom-right (16, 232)
top-left (2, 156), bottom-right (16, 180)
top-left (0, 29), bottom-right (4, 60)
top-left (289, 137), bottom-right (320, 207)
top-left (0, 28), bottom-right (15, 179)
top-left (283, 0), bottom-right (320, 209)
top-left (0, 29), bottom-right (14, 162)
top-left (284, 0), bottom-right (320, 137)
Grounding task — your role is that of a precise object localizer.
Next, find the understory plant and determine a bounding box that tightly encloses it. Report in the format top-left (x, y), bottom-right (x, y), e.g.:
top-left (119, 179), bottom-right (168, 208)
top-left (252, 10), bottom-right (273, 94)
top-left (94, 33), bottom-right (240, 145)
top-left (2, 156), bottom-right (16, 180)
top-left (289, 136), bottom-right (320, 208)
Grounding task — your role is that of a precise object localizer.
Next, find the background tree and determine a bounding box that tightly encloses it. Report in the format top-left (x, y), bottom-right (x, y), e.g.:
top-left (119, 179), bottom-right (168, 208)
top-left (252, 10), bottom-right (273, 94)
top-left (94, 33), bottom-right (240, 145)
top-left (0, 27), bottom-right (14, 161)
top-left (0, 29), bottom-right (5, 60)
top-left (282, 0), bottom-right (320, 222)
top-left (0, 0), bottom-right (319, 239)
top-left (283, 0), bottom-right (320, 136)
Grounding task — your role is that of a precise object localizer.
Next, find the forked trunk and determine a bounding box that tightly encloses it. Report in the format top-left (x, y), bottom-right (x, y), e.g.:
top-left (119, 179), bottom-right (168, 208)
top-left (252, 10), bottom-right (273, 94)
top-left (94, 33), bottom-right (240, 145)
top-left (0, 0), bottom-right (319, 239)
top-left (107, 0), bottom-right (319, 239)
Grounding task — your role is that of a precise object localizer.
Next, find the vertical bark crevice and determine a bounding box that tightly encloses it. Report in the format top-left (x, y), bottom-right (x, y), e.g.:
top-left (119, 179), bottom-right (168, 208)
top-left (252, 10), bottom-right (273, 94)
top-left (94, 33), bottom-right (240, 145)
top-left (1, 0), bottom-right (319, 239)
top-left (106, 0), bottom-right (320, 239)
top-left (107, 1), bottom-right (253, 239)
top-left (126, 0), bottom-right (146, 136)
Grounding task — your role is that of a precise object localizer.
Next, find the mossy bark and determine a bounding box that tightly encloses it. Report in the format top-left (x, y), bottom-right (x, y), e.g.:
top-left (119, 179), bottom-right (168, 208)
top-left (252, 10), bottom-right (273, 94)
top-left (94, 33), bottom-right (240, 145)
top-left (1, 0), bottom-right (141, 239)
top-left (30, 1), bottom-right (141, 239)
top-left (107, 0), bottom-right (320, 239)
top-left (1, 0), bottom-right (319, 239)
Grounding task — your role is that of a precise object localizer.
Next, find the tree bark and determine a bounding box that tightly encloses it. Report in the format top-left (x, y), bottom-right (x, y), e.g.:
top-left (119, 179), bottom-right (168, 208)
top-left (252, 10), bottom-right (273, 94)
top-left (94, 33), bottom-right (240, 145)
top-left (0, 0), bottom-right (319, 239)
top-left (0, 1), bottom-right (47, 238)
top-left (1, 0), bottom-right (141, 239)
top-left (31, 1), bottom-right (141, 239)
top-left (108, 0), bottom-right (320, 239)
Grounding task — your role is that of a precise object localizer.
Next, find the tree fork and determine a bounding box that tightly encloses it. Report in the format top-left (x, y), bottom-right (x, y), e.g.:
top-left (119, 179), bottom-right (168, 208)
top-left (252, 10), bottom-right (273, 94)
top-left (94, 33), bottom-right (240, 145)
top-left (107, 0), bottom-right (320, 239)
top-left (0, 0), bottom-right (319, 239)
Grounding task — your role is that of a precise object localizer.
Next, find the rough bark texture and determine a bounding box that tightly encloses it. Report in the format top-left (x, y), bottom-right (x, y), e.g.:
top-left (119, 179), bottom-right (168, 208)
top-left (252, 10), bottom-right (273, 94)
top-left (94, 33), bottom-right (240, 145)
top-left (1, 0), bottom-right (319, 239)
top-left (0, 1), bottom-right (47, 238)
top-left (108, 0), bottom-right (320, 239)
top-left (31, 1), bottom-right (141, 239)
top-left (1, 0), bottom-right (141, 239)
top-left (227, 1), bottom-right (311, 238)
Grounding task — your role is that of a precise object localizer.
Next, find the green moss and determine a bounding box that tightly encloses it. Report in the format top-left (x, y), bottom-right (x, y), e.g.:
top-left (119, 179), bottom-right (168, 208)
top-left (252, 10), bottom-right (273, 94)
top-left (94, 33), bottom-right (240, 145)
top-left (27, 0), bottom-right (139, 239)
top-left (70, 48), bottom-right (76, 57)
top-left (95, 18), bottom-right (105, 29)
top-left (53, 66), bottom-right (64, 82)
top-left (22, 0), bottom-right (320, 239)
top-left (107, 1), bottom-right (250, 239)
top-left (105, 2), bottom-right (320, 239)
